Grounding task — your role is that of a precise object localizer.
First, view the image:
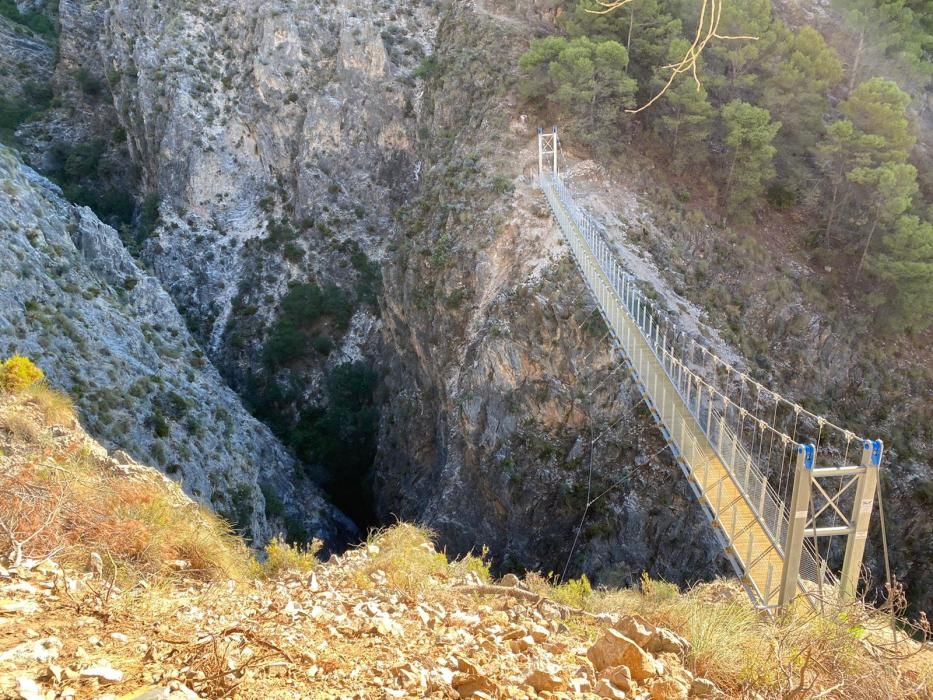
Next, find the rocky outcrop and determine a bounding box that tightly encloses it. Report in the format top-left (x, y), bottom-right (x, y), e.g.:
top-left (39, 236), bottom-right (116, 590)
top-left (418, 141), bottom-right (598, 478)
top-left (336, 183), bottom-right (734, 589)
top-left (0, 15), bottom-right (53, 103)
top-left (0, 145), bottom-right (352, 545)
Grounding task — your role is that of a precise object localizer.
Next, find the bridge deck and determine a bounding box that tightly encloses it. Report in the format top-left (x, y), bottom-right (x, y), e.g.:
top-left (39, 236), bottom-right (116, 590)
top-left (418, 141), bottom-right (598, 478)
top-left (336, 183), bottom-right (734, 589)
top-left (541, 176), bottom-right (786, 607)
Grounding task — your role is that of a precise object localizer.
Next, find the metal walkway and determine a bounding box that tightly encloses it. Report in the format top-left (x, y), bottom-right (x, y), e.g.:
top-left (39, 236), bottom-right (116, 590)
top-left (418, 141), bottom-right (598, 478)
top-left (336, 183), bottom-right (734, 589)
top-left (537, 129), bottom-right (883, 611)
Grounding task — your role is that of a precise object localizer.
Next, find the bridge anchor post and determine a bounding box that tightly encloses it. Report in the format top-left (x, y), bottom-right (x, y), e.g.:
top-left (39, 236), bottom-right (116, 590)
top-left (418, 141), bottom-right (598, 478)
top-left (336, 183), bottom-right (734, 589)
top-left (838, 440), bottom-right (882, 602)
top-left (778, 444), bottom-right (814, 610)
top-left (537, 127), bottom-right (559, 179)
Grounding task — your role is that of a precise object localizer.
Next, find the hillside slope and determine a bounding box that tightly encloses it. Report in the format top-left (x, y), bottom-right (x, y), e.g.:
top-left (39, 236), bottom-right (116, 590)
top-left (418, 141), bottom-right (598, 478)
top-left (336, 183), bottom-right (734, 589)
top-left (0, 383), bottom-right (930, 699)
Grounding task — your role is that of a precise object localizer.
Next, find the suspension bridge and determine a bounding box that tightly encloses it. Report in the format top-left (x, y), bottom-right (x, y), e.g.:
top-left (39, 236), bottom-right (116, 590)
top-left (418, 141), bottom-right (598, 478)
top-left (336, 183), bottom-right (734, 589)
top-left (537, 128), bottom-right (883, 612)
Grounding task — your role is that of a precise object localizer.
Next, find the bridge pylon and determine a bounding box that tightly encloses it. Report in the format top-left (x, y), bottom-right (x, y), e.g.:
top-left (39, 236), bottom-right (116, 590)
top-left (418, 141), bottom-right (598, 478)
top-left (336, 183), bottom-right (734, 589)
top-left (537, 127), bottom-right (558, 178)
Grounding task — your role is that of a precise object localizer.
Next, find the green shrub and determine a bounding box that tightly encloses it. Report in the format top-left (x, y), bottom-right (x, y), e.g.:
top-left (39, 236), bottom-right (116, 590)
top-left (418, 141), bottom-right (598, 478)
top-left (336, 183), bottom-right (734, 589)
top-left (916, 479), bottom-right (933, 506)
top-left (351, 250), bottom-right (381, 307)
top-left (149, 410), bottom-right (170, 438)
top-left (413, 55), bottom-right (439, 79)
top-left (263, 283), bottom-right (354, 365)
top-left (0, 82), bottom-right (52, 132)
top-left (0, 0), bottom-right (57, 39)
top-left (260, 482), bottom-right (285, 518)
top-left (137, 192), bottom-right (161, 240)
top-left (313, 335), bottom-right (334, 355)
top-left (284, 242), bottom-right (304, 261)
top-left (74, 67), bottom-right (104, 97)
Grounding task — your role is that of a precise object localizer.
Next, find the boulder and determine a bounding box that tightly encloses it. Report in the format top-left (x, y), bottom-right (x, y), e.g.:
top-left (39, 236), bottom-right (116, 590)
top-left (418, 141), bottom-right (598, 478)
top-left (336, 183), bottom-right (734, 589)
top-left (524, 669), bottom-right (565, 693)
top-left (594, 678), bottom-right (628, 699)
top-left (649, 678), bottom-right (689, 700)
top-left (587, 629), bottom-right (659, 680)
top-left (648, 628), bottom-right (691, 658)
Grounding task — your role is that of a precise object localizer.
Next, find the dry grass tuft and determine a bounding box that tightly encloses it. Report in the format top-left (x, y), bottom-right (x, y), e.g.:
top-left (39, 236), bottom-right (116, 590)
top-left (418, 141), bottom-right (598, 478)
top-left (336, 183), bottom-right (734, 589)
top-left (348, 523), bottom-right (451, 594)
top-left (449, 545), bottom-right (492, 584)
top-left (21, 382), bottom-right (75, 427)
top-left (257, 537), bottom-right (322, 577)
top-left (0, 409), bottom-right (43, 443)
top-left (0, 386), bottom-right (252, 581)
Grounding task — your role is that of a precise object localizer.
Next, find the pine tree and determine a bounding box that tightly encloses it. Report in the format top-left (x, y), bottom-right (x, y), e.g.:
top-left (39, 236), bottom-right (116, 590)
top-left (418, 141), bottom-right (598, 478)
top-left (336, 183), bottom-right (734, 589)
top-left (563, 0), bottom-right (682, 84)
top-left (720, 100), bottom-right (780, 218)
top-left (816, 78), bottom-right (917, 245)
top-left (839, 77), bottom-right (915, 161)
top-left (518, 36), bottom-right (636, 142)
top-left (848, 161), bottom-right (919, 274)
top-left (873, 215), bottom-right (933, 330)
top-left (760, 26), bottom-right (843, 194)
top-left (651, 39), bottom-right (714, 170)
top-left (705, 0), bottom-right (778, 100)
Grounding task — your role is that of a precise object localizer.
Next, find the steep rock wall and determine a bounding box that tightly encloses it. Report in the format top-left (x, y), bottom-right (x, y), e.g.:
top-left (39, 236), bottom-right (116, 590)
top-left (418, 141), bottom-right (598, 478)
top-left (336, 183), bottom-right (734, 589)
top-left (0, 145), bottom-right (353, 545)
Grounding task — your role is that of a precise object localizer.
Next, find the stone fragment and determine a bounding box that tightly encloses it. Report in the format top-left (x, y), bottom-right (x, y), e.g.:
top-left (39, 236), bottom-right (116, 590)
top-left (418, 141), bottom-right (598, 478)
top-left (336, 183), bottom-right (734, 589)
top-left (587, 629), bottom-right (658, 680)
top-left (649, 678), bottom-right (689, 700)
top-left (689, 677), bottom-right (719, 697)
top-left (648, 628), bottom-right (691, 658)
top-left (613, 615), bottom-right (654, 647)
top-left (80, 665), bottom-right (124, 683)
top-left (15, 676), bottom-right (43, 700)
top-left (524, 669), bottom-right (565, 693)
top-left (0, 599), bottom-right (39, 615)
top-left (373, 615), bottom-right (404, 637)
top-left (508, 635), bottom-right (535, 653)
top-left (456, 657), bottom-right (480, 675)
top-left (528, 623), bottom-right (550, 643)
top-left (453, 673), bottom-right (498, 698)
top-left (599, 665), bottom-right (633, 692)
top-left (501, 573), bottom-right (521, 588)
top-left (594, 678), bottom-right (628, 699)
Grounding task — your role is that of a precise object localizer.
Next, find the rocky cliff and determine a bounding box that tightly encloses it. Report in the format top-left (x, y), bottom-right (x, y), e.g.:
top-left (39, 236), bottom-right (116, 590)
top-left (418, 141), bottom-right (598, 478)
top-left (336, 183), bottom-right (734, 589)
top-left (0, 144), bottom-right (352, 546)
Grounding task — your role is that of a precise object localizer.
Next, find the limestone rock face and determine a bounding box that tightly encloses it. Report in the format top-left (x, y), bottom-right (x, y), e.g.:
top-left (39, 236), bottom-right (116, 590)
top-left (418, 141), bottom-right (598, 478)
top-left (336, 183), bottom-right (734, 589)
top-left (0, 145), bottom-right (353, 546)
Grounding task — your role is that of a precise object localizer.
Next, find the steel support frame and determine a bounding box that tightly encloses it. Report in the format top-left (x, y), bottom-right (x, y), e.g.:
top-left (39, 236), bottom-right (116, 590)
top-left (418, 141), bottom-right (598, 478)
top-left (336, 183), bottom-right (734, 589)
top-left (779, 444), bottom-right (813, 608)
top-left (838, 440), bottom-right (882, 601)
top-left (537, 127), bottom-right (559, 179)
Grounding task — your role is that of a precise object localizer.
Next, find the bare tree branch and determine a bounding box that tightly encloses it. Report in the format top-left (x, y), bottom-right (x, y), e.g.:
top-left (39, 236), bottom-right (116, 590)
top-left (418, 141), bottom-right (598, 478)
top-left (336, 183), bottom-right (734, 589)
top-left (587, 0), bottom-right (757, 113)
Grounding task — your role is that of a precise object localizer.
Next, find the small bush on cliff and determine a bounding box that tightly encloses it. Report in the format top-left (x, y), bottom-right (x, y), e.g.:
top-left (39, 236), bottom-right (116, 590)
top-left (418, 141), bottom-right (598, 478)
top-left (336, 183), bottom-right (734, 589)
top-left (0, 355), bottom-right (44, 392)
